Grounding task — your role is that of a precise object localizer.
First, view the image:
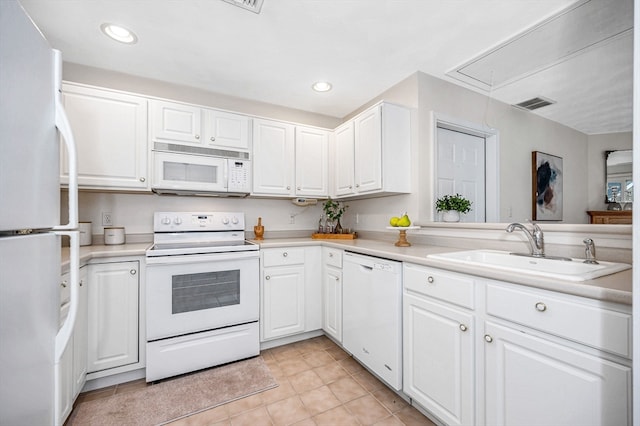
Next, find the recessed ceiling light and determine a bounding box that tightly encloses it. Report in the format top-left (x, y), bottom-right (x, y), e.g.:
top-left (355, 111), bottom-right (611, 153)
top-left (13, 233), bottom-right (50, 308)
top-left (312, 81), bottom-right (332, 92)
top-left (100, 23), bottom-right (138, 44)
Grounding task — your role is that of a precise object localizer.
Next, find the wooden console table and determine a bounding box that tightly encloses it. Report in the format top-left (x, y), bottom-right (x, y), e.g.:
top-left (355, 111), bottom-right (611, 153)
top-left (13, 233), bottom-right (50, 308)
top-left (587, 210), bottom-right (632, 224)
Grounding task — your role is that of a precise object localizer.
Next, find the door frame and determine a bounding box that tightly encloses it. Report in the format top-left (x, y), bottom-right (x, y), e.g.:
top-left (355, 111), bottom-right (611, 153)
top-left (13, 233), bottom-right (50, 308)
top-left (432, 112), bottom-right (500, 222)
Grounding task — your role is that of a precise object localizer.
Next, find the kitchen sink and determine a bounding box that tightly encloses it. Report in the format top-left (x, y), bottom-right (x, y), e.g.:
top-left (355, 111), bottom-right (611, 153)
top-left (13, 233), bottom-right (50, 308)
top-left (427, 249), bottom-right (631, 282)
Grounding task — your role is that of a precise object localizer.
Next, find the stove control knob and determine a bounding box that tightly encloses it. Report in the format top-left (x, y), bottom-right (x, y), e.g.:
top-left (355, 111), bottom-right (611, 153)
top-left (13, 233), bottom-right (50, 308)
top-left (173, 217), bottom-right (182, 225)
top-left (222, 217), bottom-right (230, 225)
top-left (231, 216), bottom-right (239, 224)
top-left (161, 216), bottom-right (171, 225)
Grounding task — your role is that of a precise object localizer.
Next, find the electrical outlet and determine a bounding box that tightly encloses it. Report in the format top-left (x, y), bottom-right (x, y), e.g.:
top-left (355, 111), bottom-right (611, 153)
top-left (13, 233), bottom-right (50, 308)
top-left (102, 212), bottom-right (113, 226)
top-left (289, 213), bottom-right (295, 224)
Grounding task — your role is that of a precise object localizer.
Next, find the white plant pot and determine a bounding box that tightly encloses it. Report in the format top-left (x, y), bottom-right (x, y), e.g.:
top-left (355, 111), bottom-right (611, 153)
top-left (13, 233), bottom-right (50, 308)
top-left (442, 210), bottom-right (461, 222)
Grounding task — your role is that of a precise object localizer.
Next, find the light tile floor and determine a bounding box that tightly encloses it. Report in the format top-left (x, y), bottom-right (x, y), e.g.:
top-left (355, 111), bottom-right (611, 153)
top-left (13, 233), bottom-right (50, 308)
top-left (73, 336), bottom-right (436, 426)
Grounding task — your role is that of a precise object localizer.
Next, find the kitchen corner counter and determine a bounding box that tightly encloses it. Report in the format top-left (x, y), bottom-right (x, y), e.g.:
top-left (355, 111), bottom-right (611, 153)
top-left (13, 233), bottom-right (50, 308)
top-left (251, 237), bottom-right (632, 305)
top-left (61, 242), bottom-right (152, 271)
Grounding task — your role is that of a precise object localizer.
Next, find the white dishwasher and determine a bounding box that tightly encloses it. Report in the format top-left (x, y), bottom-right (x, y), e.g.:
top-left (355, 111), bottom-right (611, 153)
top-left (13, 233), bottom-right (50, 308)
top-left (343, 252), bottom-right (402, 390)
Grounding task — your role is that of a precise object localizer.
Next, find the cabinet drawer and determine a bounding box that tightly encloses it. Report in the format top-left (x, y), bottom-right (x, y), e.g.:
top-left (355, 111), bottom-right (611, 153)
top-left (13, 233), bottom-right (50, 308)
top-left (262, 248), bottom-right (305, 267)
top-left (486, 283), bottom-right (631, 358)
top-left (323, 248), bottom-right (342, 268)
top-left (403, 263), bottom-right (475, 309)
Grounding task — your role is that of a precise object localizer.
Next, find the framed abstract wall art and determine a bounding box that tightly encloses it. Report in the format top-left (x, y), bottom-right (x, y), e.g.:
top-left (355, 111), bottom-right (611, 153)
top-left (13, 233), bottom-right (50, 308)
top-left (532, 151), bottom-right (563, 221)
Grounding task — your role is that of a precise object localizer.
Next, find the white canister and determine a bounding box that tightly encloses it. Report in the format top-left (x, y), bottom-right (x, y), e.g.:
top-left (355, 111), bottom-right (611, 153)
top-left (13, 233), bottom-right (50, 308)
top-left (79, 222), bottom-right (92, 246)
top-left (104, 227), bottom-right (125, 245)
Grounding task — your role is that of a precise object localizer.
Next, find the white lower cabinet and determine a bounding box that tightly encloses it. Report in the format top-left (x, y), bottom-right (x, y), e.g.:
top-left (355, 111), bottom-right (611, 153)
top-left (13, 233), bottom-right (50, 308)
top-left (321, 247), bottom-right (343, 342)
top-left (57, 266), bottom-right (88, 426)
top-left (483, 321), bottom-right (631, 426)
top-left (402, 264), bottom-right (475, 426)
top-left (87, 260), bottom-right (140, 373)
top-left (260, 247), bottom-right (321, 341)
top-left (482, 280), bottom-right (632, 426)
top-left (402, 263), bottom-right (632, 426)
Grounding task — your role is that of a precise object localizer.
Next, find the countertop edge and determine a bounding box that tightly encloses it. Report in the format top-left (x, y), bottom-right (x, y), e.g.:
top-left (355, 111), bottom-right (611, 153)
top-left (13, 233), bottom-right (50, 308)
top-left (61, 239), bottom-right (632, 305)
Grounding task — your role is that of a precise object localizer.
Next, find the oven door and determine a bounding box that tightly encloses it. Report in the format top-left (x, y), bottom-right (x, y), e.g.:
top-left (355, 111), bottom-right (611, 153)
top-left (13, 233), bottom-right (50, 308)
top-left (146, 251), bottom-right (259, 341)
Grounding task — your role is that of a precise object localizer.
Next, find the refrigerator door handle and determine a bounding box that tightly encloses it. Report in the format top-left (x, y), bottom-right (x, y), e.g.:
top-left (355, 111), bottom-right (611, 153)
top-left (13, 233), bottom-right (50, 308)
top-left (54, 230), bottom-right (79, 363)
top-left (52, 50), bottom-right (78, 231)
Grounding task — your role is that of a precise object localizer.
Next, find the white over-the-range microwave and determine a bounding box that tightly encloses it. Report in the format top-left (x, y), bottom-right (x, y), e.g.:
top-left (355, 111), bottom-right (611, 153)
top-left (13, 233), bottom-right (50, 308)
top-left (151, 142), bottom-right (251, 196)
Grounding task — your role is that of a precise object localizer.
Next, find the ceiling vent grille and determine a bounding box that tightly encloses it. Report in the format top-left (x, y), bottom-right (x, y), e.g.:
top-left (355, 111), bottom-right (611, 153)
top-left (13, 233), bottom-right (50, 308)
top-left (221, 0), bottom-right (264, 14)
top-left (514, 96), bottom-right (556, 111)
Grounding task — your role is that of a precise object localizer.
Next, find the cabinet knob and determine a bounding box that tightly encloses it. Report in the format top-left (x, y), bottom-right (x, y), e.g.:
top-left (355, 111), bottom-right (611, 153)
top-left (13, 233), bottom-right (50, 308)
top-left (535, 302), bottom-right (547, 312)
top-left (355, 184), bottom-right (360, 188)
top-left (130, 269), bottom-right (137, 275)
top-left (210, 136), bottom-right (215, 142)
top-left (194, 134), bottom-right (200, 140)
top-left (297, 187), bottom-right (301, 191)
top-left (286, 186), bottom-right (291, 190)
top-left (349, 185), bottom-right (353, 189)
top-left (427, 276), bottom-right (434, 284)
top-left (282, 252), bottom-right (288, 257)
top-left (459, 324), bottom-right (468, 332)
top-left (79, 280), bottom-right (84, 287)
top-left (484, 334), bottom-right (493, 343)
top-left (60, 280), bottom-right (67, 288)
top-left (265, 275), bottom-right (271, 280)
top-left (139, 177), bottom-right (146, 182)
top-left (329, 253), bottom-right (334, 257)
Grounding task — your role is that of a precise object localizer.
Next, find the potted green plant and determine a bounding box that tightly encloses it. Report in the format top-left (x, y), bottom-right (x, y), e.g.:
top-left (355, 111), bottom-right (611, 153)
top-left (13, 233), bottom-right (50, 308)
top-left (322, 198), bottom-right (348, 233)
top-left (435, 194), bottom-right (472, 222)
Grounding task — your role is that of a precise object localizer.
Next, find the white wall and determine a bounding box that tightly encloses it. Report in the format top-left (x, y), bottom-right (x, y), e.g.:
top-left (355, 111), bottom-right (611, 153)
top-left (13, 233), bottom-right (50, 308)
top-left (346, 71), bottom-right (591, 230)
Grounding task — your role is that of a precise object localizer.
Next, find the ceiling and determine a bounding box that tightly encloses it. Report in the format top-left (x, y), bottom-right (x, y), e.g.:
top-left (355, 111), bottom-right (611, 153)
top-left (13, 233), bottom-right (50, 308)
top-left (20, 0), bottom-right (633, 135)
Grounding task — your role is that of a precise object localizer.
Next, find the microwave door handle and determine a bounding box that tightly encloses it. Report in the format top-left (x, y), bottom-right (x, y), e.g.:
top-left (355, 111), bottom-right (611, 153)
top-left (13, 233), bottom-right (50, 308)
top-left (223, 160), bottom-right (229, 190)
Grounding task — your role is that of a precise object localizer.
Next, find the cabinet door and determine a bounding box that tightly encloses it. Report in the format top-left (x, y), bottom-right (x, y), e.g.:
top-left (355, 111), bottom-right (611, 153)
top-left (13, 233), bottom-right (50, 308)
top-left (354, 105), bottom-right (382, 193)
top-left (252, 119), bottom-right (295, 196)
top-left (73, 266), bottom-right (88, 397)
top-left (61, 84), bottom-right (148, 190)
top-left (403, 293), bottom-right (474, 426)
top-left (295, 126), bottom-right (329, 197)
top-left (484, 321), bottom-right (631, 426)
top-left (87, 261), bottom-right (139, 373)
top-left (261, 265), bottom-right (305, 340)
top-left (150, 100), bottom-right (202, 144)
top-left (322, 264), bottom-right (342, 342)
top-left (203, 109), bottom-right (250, 151)
top-left (334, 122), bottom-right (355, 196)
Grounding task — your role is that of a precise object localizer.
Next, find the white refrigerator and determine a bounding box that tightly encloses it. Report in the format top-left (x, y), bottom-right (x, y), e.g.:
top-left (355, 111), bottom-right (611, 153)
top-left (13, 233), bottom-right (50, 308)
top-left (0, 1), bottom-right (79, 425)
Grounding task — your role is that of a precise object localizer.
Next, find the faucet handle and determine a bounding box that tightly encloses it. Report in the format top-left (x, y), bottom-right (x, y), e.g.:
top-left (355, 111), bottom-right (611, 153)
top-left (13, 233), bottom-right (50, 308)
top-left (583, 238), bottom-right (599, 264)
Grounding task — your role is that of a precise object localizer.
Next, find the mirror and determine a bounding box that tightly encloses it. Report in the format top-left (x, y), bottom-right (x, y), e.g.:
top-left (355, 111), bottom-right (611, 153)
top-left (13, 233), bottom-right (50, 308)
top-left (605, 150), bottom-right (633, 206)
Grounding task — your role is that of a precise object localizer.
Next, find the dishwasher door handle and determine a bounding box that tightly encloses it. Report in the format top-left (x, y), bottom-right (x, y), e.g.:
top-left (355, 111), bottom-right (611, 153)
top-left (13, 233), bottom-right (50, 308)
top-left (359, 264), bottom-right (374, 271)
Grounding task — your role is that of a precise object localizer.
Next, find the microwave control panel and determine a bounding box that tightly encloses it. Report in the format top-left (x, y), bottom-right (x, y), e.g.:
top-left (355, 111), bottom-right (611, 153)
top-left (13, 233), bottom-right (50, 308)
top-left (228, 160), bottom-right (251, 193)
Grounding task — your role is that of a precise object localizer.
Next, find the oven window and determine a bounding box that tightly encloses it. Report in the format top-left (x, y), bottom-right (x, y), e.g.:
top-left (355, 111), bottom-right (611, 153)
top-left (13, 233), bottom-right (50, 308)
top-left (172, 270), bottom-right (240, 314)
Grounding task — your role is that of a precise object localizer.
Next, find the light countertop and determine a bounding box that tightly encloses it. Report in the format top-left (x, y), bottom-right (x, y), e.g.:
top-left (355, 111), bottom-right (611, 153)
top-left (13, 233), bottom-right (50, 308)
top-left (62, 237), bottom-right (632, 305)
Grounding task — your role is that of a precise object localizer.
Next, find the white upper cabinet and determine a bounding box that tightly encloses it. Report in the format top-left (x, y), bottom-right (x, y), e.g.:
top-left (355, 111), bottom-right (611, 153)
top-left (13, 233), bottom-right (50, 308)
top-left (295, 126), bottom-right (329, 197)
top-left (61, 83), bottom-right (149, 191)
top-left (150, 100), bottom-right (250, 152)
top-left (203, 109), bottom-right (251, 151)
top-left (333, 102), bottom-right (411, 199)
top-left (252, 119), bottom-right (329, 198)
top-left (334, 122), bottom-right (355, 197)
top-left (252, 118), bottom-right (295, 196)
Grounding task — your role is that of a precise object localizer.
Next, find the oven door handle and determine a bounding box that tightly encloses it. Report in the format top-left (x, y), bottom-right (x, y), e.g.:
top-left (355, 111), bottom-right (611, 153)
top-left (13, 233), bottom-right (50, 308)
top-left (146, 250), bottom-right (259, 265)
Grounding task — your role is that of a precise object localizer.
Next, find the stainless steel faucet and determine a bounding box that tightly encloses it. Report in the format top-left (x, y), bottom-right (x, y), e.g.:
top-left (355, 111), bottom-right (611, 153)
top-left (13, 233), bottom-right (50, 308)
top-left (583, 238), bottom-right (599, 264)
top-left (506, 220), bottom-right (545, 257)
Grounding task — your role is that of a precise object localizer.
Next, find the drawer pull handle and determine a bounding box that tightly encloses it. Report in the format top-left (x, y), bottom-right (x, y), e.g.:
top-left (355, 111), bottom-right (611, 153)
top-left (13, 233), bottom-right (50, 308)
top-left (130, 269), bottom-right (137, 275)
top-left (265, 275), bottom-right (271, 280)
top-left (535, 302), bottom-right (547, 312)
top-left (484, 334), bottom-right (493, 343)
top-left (427, 276), bottom-right (434, 284)
top-left (459, 324), bottom-right (468, 332)
top-left (283, 252), bottom-right (288, 257)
